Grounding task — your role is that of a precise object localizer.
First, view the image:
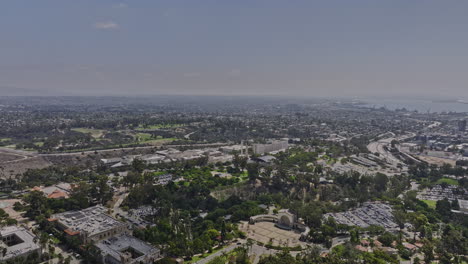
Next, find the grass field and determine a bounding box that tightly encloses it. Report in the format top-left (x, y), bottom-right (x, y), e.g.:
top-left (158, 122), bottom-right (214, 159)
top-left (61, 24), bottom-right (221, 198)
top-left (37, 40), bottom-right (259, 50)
top-left (134, 133), bottom-right (174, 144)
top-left (0, 138), bottom-right (11, 142)
top-left (422, 200), bottom-right (437, 209)
top-left (135, 133), bottom-right (165, 141)
top-left (436, 178), bottom-right (459, 186)
top-left (135, 133), bottom-right (152, 141)
top-left (135, 124), bottom-right (183, 130)
top-left (71, 128), bottom-right (105, 138)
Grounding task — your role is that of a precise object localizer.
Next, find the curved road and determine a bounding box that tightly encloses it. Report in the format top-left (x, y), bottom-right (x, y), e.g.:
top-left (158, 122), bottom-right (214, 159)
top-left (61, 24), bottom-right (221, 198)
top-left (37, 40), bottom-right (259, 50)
top-left (367, 138), bottom-right (402, 166)
top-left (195, 243), bottom-right (241, 264)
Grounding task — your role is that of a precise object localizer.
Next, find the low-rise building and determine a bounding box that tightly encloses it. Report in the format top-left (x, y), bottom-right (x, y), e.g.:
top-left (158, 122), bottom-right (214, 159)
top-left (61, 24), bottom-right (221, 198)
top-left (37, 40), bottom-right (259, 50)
top-left (0, 226), bottom-right (40, 262)
top-left (32, 183), bottom-right (73, 199)
top-left (253, 140), bottom-right (288, 155)
top-left (381, 247), bottom-right (398, 256)
top-left (96, 234), bottom-right (162, 264)
top-left (220, 145), bottom-right (248, 154)
top-left (458, 199), bottom-right (468, 213)
top-left (49, 205), bottom-right (129, 244)
top-left (402, 242), bottom-right (418, 253)
top-left (355, 245), bottom-right (369, 252)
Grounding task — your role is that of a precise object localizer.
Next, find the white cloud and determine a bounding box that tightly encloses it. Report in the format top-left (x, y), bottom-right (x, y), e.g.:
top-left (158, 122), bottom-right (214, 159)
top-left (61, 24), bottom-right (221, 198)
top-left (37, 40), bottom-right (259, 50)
top-left (113, 3), bottom-right (127, 9)
top-left (94, 21), bottom-right (119, 30)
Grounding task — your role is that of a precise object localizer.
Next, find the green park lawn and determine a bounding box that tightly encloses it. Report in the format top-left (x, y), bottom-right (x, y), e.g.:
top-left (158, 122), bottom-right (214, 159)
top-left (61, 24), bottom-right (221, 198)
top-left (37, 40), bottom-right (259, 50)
top-left (422, 200), bottom-right (437, 209)
top-left (134, 133), bottom-right (175, 144)
top-left (435, 178), bottom-right (459, 186)
top-left (135, 124), bottom-right (183, 130)
top-left (135, 133), bottom-right (153, 141)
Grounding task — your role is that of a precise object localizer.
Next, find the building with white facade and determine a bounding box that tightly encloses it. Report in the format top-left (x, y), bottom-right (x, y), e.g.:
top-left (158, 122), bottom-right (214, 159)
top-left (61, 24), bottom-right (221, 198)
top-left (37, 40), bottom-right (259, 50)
top-left (49, 205), bottom-right (129, 244)
top-left (0, 226), bottom-right (40, 262)
top-left (253, 140), bottom-right (289, 155)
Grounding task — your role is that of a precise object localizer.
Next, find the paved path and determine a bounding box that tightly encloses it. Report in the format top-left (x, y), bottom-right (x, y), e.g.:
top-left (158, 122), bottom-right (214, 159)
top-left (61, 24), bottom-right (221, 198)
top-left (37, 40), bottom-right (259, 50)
top-left (43, 244), bottom-right (82, 264)
top-left (184, 131), bottom-right (196, 139)
top-left (249, 244), bottom-right (279, 264)
top-left (195, 244), bottom-right (240, 264)
top-left (0, 148), bottom-right (35, 164)
top-left (112, 190), bottom-right (129, 217)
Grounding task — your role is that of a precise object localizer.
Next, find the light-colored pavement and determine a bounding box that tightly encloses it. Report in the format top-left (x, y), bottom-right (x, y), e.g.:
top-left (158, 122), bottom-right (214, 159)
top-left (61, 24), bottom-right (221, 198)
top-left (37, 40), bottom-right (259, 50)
top-left (184, 132), bottom-right (196, 139)
top-left (249, 244), bottom-right (279, 264)
top-left (240, 222), bottom-right (305, 248)
top-left (44, 245), bottom-right (81, 264)
top-left (112, 190), bottom-right (129, 218)
top-left (195, 243), bottom-right (240, 264)
top-left (194, 243), bottom-right (281, 264)
top-left (332, 236), bottom-right (350, 247)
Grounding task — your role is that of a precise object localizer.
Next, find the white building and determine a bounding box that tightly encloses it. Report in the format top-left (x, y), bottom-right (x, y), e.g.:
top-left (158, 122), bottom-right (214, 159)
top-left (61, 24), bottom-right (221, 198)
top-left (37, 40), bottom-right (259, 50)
top-left (0, 226), bottom-right (40, 262)
top-left (458, 199), bottom-right (468, 213)
top-left (49, 205), bottom-right (129, 244)
top-left (253, 140), bottom-right (289, 155)
top-left (96, 234), bottom-right (162, 264)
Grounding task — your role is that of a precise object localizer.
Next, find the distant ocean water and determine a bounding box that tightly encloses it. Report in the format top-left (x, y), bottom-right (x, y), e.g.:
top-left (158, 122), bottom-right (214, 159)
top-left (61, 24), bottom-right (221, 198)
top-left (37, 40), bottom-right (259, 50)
top-left (359, 98), bottom-right (468, 113)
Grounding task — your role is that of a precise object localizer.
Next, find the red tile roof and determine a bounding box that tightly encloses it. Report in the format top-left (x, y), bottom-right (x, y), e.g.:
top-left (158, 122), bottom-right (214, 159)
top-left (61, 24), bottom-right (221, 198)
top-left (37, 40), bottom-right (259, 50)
top-left (47, 189), bottom-right (69, 199)
top-left (355, 245), bottom-right (369, 252)
top-left (403, 242), bottom-right (417, 250)
top-left (64, 229), bottom-right (80, 236)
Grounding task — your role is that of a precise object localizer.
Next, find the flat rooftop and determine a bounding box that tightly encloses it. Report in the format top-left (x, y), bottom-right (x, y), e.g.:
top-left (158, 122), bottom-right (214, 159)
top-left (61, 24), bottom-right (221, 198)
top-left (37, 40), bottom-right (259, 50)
top-left (0, 226), bottom-right (40, 260)
top-left (459, 199), bottom-right (468, 210)
top-left (52, 205), bottom-right (126, 237)
top-left (96, 234), bottom-right (160, 263)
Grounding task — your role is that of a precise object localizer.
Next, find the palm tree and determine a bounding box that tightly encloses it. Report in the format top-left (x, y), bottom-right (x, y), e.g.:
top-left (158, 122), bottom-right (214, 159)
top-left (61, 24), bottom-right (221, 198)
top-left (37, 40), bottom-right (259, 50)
top-left (48, 244), bottom-right (55, 260)
top-left (246, 239), bottom-right (254, 253)
top-left (36, 232), bottom-right (49, 259)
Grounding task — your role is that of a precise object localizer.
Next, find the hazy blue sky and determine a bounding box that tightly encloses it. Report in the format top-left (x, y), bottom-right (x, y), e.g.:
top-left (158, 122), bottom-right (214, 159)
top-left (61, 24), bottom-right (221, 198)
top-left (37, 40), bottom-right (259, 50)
top-left (1, 1), bottom-right (468, 97)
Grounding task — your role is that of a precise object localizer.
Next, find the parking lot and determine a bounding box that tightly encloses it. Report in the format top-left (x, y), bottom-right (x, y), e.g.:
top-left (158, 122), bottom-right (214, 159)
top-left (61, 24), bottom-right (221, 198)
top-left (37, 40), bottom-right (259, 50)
top-left (324, 202), bottom-right (398, 230)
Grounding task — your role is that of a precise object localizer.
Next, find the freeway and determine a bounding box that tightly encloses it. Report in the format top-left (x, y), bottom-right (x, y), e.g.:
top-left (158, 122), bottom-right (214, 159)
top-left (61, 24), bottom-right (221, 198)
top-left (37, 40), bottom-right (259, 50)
top-left (367, 138), bottom-right (402, 166)
top-left (367, 132), bottom-right (417, 168)
top-left (0, 142), bottom-right (229, 158)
